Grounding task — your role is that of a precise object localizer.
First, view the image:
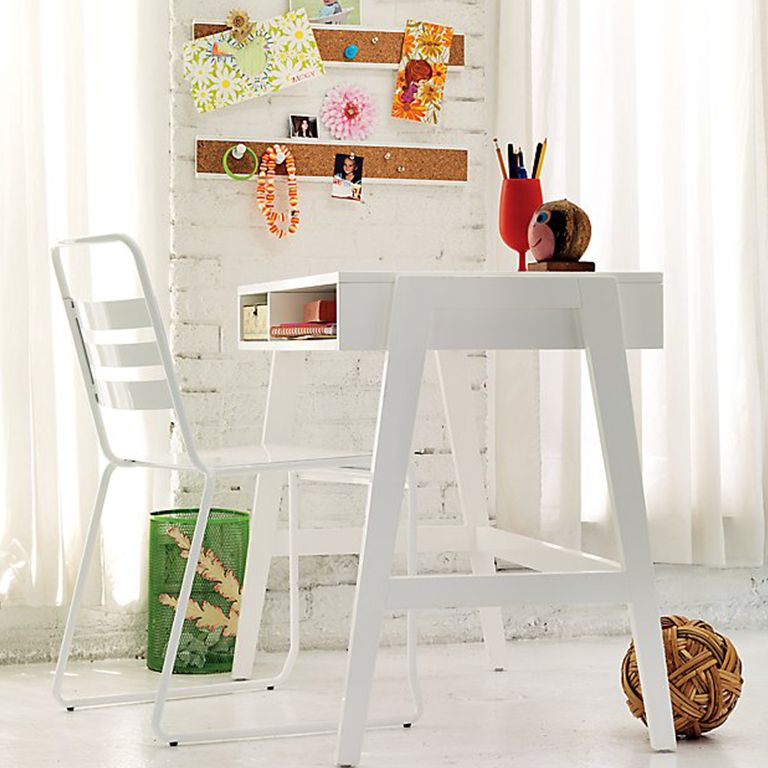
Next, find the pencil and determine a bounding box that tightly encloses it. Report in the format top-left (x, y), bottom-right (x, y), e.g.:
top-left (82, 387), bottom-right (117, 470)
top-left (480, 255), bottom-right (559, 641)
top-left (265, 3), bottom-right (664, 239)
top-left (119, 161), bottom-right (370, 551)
top-left (532, 141), bottom-right (543, 179)
top-left (492, 137), bottom-right (508, 180)
top-left (535, 138), bottom-right (548, 179)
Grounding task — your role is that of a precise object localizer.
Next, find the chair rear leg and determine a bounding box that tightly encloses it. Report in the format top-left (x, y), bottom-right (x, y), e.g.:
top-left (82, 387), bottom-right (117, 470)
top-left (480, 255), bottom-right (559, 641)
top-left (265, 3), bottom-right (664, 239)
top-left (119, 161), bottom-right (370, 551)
top-left (580, 278), bottom-right (676, 752)
top-left (233, 351), bottom-right (304, 681)
top-left (267, 472), bottom-right (302, 688)
top-left (53, 462), bottom-right (117, 709)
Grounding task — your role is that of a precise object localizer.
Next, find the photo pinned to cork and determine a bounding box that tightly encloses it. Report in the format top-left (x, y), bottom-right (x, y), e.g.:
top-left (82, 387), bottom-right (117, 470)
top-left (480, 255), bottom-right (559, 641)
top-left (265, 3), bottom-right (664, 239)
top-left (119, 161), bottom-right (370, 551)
top-left (332, 153), bottom-right (364, 202)
top-left (289, 114), bottom-right (319, 139)
top-left (290, 0), bottom-right (363, 25)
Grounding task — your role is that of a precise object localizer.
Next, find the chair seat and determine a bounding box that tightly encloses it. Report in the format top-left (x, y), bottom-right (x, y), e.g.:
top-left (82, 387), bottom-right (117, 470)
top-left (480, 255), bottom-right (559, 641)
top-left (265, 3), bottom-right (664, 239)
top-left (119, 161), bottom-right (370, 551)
top-left (125, 443), bottom-right (372, 474)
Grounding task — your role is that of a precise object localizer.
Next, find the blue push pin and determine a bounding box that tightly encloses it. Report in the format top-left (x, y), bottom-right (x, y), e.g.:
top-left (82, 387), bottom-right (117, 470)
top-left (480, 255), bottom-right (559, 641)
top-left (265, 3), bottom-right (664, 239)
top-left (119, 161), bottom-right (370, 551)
top-left (343, 44), bottom-right (359, 60)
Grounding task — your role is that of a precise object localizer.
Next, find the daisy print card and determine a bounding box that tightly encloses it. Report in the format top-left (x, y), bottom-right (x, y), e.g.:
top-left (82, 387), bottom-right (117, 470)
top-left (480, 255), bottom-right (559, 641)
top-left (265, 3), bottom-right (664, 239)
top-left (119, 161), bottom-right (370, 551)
top-left (391, 20), bottom-right (453, 125)
top-left (183, 9), bottom-right (324, 113)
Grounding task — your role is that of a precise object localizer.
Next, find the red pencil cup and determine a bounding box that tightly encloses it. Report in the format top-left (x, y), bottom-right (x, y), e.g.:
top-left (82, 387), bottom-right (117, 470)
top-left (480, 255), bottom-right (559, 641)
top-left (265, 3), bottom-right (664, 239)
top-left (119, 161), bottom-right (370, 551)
top-left (499, 178), bottom-right (543, 272)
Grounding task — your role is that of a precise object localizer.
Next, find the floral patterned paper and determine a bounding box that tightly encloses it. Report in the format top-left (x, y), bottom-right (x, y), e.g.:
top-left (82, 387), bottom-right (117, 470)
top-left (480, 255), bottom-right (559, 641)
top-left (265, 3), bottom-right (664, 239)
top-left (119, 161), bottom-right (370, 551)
top-left (391, 20), bottom-right (453, 125)
top-left (183, 9), bottom-right (324, 113)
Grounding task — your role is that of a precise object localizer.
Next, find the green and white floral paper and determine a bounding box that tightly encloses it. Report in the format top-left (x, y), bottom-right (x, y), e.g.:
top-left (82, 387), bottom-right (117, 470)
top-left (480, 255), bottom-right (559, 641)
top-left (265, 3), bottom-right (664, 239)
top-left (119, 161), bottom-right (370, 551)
top-left (183, 9), bottom-right (324, 113)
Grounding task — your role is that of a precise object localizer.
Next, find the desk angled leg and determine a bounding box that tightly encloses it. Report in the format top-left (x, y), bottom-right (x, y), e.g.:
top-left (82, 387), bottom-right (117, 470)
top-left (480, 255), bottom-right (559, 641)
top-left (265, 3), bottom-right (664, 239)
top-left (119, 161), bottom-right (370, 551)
top-left (336, 290), bottom-right (428, 767)
top-left (579, 278), bottom-right (676, 752)
top-left (436, 351), bottom-right (507, 671)
top-left (232, 351), bottom-right (304, 681)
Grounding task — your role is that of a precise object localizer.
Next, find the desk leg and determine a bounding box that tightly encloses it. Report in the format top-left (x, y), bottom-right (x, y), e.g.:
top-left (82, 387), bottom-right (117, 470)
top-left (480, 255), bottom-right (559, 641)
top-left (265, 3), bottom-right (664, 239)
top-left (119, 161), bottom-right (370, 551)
top-left (436, 351), bottom-right (507, 671)
top-left (232, 351), bottom-right (304, 681)
top-left (336, 317), bottom-right (428, 767)
top-left (580, 279), bottom-right (676, 752)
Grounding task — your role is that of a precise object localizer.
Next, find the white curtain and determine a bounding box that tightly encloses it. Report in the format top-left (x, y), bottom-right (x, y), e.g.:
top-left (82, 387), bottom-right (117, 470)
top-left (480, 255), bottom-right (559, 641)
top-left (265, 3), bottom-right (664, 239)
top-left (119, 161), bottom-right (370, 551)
top-left (492, 0), bottom-right (768, 566)
top-left (0, 0), bottom-right (169, 609)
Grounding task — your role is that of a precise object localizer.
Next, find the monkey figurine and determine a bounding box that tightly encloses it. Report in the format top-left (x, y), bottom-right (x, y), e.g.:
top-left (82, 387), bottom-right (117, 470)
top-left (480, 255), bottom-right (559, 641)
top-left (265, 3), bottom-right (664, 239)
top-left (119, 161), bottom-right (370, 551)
top-left (527, 199), bottom-right (591, 263)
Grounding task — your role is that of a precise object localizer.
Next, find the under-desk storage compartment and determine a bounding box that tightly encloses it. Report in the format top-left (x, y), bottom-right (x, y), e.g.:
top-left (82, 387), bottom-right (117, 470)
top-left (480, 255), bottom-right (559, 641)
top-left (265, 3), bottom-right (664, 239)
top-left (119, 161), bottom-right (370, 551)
top-left (237, 272), bottom-right (394, 351)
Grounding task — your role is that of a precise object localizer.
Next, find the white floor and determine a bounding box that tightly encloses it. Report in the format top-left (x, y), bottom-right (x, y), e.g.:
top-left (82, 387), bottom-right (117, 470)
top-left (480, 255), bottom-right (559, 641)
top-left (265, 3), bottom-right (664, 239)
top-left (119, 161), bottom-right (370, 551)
top-left (1, 633), bottom-right (765, 768)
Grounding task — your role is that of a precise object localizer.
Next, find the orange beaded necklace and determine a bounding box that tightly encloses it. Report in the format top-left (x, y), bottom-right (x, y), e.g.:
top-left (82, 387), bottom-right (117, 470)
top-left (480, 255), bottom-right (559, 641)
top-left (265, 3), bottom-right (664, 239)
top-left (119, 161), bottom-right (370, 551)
top-left (256, 144), bottom-right (300, 239)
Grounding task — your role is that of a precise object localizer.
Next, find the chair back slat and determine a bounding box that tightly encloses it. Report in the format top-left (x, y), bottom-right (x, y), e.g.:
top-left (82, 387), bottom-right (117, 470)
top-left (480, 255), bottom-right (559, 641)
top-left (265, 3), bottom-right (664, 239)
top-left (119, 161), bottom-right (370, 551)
top-left (95, 379), bottom-right (173, 411)
top-left (52, 234), bottom-right (204, 468)
top-left (87, 340), bottom-right (162, 368)
top-left (78, 298), bottom-right (152, 331)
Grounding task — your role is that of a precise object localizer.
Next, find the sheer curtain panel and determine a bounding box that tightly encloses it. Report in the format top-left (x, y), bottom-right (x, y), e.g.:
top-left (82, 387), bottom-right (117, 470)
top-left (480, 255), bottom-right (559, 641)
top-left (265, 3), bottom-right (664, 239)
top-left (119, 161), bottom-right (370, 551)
top-left (0, 0), bottom-right (169, 613)
top-left (492, 0), bottom-right (768, 566)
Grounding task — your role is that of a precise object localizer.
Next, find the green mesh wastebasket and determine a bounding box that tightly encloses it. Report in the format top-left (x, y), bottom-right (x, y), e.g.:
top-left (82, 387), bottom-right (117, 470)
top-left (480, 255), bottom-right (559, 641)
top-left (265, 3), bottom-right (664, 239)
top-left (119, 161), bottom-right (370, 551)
top-left (147, 508), bottom-right (249, 674)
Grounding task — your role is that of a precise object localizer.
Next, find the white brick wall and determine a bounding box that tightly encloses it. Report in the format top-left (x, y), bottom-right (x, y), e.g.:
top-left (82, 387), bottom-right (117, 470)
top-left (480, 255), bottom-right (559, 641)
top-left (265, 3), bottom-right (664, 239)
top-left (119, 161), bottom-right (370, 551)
top-left (170, 0), bottom-right (492, 649)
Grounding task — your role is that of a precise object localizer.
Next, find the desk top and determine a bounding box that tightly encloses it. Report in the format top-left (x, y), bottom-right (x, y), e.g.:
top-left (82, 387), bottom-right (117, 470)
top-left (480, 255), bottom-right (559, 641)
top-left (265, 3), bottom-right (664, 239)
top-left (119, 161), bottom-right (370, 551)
top-left (239, 270), bottom-right (662, 295)
top-left (237, 271), bottom-right (663, 352)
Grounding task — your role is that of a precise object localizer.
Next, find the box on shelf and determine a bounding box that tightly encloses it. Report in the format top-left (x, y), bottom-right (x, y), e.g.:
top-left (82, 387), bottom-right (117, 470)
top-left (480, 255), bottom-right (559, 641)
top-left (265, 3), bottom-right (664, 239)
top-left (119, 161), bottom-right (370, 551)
top-left (241, 304), bottom-right (268, 340)
top-left (303, 299), bottom-right (337, 324)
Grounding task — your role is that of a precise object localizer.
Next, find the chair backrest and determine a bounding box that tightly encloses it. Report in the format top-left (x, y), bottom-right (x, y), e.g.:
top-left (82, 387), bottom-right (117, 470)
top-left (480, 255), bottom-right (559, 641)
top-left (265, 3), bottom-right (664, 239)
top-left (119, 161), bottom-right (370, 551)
top-left (51, 233), bottom-right (203, 468)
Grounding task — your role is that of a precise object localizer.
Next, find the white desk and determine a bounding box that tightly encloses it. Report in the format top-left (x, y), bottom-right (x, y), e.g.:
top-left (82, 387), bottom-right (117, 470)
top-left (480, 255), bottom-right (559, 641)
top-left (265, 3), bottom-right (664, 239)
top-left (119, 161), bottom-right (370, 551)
top-left (237, 270), bottom-right (663, 351)
top-left (234, 271), bottom-right (673, 764)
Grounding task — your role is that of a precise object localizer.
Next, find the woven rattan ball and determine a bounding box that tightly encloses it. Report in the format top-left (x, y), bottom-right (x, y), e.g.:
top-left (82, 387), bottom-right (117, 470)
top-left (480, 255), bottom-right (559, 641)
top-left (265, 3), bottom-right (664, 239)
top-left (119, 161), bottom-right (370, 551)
top-left (621, 616), bottom-right (743, 738)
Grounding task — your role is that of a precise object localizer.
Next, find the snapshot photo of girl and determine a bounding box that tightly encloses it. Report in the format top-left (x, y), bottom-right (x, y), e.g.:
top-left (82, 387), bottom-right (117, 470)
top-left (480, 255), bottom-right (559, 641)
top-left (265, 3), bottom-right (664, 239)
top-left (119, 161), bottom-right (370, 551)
top-left (289, 114), bottom-right (319, 139)
top-left (331, 153), bottom-right (364, 201)
top-left (290, 0), bottom-right (362, 25)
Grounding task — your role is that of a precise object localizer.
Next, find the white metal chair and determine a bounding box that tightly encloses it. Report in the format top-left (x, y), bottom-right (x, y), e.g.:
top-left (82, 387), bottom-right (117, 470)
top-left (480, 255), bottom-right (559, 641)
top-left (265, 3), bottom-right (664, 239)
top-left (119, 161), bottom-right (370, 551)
top-left (333, 274), bottom-right (677, 765)
top-left (231, 466), bottom-right (420, 690)
top-left (50, 233), bottom-right (421, 745)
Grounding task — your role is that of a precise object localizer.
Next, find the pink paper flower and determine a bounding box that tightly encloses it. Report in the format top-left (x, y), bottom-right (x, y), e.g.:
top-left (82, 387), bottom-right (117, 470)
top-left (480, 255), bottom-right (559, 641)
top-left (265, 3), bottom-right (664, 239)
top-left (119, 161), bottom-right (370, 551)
top-left (321, 84), bottom-right (377, 141)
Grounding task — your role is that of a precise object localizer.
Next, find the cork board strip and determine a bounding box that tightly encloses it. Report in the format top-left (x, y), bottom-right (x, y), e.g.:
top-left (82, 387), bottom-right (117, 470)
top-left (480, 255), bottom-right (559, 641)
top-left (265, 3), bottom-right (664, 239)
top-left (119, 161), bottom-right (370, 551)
top-left (196, 139), bottom-right (468, 183)
top-left (192, 23), bottom-right (465, 67)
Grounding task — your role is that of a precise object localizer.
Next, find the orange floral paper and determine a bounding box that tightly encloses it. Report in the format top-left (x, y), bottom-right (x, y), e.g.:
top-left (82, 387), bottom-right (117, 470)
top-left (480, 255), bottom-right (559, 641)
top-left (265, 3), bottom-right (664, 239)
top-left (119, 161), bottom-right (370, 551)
top-left (391, 20), bottom-right (453, 125)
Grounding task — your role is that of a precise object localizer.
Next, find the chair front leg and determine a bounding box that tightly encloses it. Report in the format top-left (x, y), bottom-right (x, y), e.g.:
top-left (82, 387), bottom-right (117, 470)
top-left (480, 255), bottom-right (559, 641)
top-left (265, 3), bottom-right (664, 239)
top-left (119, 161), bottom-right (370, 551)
top-left (53, 462), bottom-right (117, 708)
top-left (151, 473), bottom-right (215, 745)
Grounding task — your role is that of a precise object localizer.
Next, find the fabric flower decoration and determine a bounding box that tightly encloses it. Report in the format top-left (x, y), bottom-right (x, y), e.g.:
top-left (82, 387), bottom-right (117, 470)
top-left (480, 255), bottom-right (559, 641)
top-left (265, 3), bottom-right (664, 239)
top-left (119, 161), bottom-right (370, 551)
top-left (226, 8), bottom-right (254, 43)
top-left (321, 84), bottom-right (377, 141)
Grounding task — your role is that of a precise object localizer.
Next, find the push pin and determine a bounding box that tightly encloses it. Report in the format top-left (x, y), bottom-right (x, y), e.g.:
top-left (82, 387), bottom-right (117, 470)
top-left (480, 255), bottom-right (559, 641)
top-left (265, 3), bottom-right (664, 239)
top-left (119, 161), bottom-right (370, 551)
top-left (397, 165), bottom-right (406, 173)
top-left (383, 152), bottom-right (392, 160)
top-left (343, 44), bottom-right (359, 60)
top-left (232, 143), bottom-right (247, 160)
top-left (371, 35), bottom-right (379, 44)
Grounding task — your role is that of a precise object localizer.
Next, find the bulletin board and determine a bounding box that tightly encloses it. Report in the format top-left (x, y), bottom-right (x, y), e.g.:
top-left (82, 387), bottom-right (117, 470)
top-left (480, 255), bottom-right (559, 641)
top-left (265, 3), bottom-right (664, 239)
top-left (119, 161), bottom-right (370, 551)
top-left (192, 22), bottom-right (465, 67)
top-left (196, 138), bottom-right (469, 184)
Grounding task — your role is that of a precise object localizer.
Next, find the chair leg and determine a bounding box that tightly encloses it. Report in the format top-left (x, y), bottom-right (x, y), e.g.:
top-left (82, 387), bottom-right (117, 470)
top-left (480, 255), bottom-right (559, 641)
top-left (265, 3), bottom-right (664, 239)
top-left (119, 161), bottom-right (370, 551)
top-left (148, 472), bottom-right (426, 747)
top-left (276, 472), bottom-right (301, 684)
top-left (53, 462), bottom-right (117, 708)
top-left (580, 278), bottom-right (676, 752)
top-left (152, 473), bottom-right (215, 744)
top-left (336, 329), bottom-right (428, 767)
top-left (233, 351), bottom-right (304, 681)
top-left (236, 472), bottom-right (301, 691)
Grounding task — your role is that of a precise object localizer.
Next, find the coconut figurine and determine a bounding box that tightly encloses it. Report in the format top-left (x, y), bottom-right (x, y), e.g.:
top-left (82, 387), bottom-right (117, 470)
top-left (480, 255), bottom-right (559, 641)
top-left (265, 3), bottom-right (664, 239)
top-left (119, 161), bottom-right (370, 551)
top-left (527, 199), bottom-right (593, 271)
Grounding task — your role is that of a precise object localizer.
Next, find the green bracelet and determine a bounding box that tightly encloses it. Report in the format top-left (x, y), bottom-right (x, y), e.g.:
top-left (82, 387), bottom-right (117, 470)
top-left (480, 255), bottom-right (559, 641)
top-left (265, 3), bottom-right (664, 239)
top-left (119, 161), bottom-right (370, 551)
top-left (222, 144), bottom-right (258, 181)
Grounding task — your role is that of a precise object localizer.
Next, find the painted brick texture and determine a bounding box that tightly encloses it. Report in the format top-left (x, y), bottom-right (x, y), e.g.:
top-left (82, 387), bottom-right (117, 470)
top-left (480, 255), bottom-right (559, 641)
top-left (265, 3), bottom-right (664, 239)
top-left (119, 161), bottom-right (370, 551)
top-left (170, 0), bottom-right (490, 649)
